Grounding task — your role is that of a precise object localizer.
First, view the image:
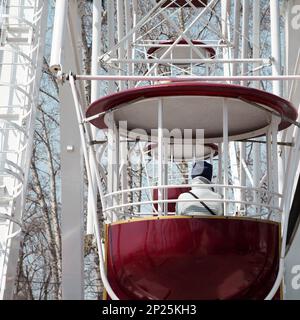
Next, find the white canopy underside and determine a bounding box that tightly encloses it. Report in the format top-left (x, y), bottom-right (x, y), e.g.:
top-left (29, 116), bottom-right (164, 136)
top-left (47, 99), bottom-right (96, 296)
top-left (107, 96), bottom-right (274, 143)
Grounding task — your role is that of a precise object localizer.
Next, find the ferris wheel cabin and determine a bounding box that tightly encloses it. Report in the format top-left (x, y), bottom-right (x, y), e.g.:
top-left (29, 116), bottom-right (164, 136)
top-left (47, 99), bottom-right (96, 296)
top-left (43, 0), bottom-right (300, 302)
top-left (85, 82), bottom-right (297, 300)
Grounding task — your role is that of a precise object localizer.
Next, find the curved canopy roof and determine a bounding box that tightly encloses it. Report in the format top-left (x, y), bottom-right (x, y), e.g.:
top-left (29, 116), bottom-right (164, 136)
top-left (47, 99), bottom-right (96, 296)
top-left (147, 39), bottom-right (216, 61)
top-left (86, 82), bottom-right (297, 142)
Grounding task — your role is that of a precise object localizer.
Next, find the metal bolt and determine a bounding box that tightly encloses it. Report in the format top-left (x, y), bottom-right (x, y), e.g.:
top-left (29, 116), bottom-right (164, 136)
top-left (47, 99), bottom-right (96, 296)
top-left (66, 145), bottom-right (74, 152)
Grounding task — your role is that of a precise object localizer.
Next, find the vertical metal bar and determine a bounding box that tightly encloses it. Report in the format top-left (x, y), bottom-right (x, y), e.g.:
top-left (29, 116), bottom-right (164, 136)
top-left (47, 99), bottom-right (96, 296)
top-left (239, 141), bottom-right (246, 185)
top-left (108, 124), bottom-right (119, 215)
top-left (270, 0), bottom-right (284, 195)
top-left (253, 0), bottom-right (261, 213)
top-left (239, 0), bottom-right (249, 209)
top-left (158, 98), bottom-right (164, 215)
top-left (114, 125), bottom-right (120, 220)
top-left (232, 0), bottom-right (241, 82)
top-left (87, 0), bottom-right (102, 235)
top-left (49, 0), bottom-right (68, 72)
top-left (223, 0), bottom-right (240, 213)
top-left (91, 0), bottom-right (102, 102)
top-left (229, 142), bottom-right (241, 213)
top-left (61, 81), bottom-right (84, 300)
top-left (108, 0), bottom-right (116, 94)
top-left (223, 99), bottom-right (229, 216)
top-left (266, 126), bottom-right (273, 206)
top-left (163, 144), bottom-right (168, 214)
top-left (221, 0), bottom-right (230, 77)
top-left (270, 0), bottom-right (282, 96)
top-left (218, 142), bottom-right (223, 196)
top-left (107, 113), bottom-right (115, 199)
top-left (241, 0), bottom-right (249, 85)
top-left (119, 122), bottom-right (128, 213)
top-left (253, 141), bottom-right (260, 208)
top-left (69, 76), bottom-right (118, 300)
top-left (60, 1), bottom-right (84, 300)
top-left (253, 0), bottom-right (261, 76)
top-left (117, 0), bottom-right (125, 90)
top-left (125, 0), bottom-right (133, 88)
top-left (271, 116), bottom-right (280, 206)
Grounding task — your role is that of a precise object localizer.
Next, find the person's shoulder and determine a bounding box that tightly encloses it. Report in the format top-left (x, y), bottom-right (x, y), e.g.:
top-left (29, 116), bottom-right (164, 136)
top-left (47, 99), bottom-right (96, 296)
top-left (177, 191), bottom-right (189, 199)
top-left (210, 190), bottom-right (223, 199)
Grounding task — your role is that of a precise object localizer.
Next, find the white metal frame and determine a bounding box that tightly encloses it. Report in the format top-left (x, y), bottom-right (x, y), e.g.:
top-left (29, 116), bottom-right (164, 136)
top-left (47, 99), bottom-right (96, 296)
top-left (49, 0), bottom-right (300, 301)
top-left (0, 0), bottom-right (48, 299)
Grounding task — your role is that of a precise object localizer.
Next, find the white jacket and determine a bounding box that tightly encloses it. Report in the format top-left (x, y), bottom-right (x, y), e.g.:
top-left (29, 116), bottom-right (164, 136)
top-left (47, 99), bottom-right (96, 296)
top-left (176, 176), bottom-right (223, 216)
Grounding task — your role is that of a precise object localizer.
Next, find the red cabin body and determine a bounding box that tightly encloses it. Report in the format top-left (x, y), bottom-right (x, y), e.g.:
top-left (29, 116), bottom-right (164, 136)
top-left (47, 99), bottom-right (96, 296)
top-left (105, 217), bottom-right (280, 300)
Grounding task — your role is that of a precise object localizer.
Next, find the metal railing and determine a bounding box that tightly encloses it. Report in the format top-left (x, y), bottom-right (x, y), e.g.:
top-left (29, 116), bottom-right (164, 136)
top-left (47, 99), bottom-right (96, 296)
top-left (103, 183), bottom-right (283, 220)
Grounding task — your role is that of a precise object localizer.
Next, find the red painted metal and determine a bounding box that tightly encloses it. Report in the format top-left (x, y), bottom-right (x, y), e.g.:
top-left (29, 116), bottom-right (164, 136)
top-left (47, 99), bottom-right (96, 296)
top-left (147, 39), bottom-right (216, 58)
top-left (156, 0), bottom-right (207, 7)
top-left (153, 187), bottom-right (191, 212)
top-left (86, 82), bottom-right (297, 131)
top-left (106, 217), bottom-right (280, 300)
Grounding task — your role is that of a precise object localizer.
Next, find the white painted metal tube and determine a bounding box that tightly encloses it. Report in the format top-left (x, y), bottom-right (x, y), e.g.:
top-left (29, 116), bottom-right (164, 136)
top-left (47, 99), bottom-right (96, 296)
top-left (109, 58), bottom-right (268, 64)
top-left (87, 0), bottom-right (103, 235)
top-left (125, 0), bottom-right (133, 87)
top-left (49, 0), bottom-right (68, 73)
top-left (117, 0), bottom-right (125, 90)
top-left (91, 0), bottom-right (102, 102)
top-left (107, 0), bottom-right (115, 94)
top-left (253, 0), bottom-right (261, 212)
top-left (270, 0), bottom-right (282, 96)
top-left (271, 116), bottom-right (280, 199)
top-left (232, 0), bottom-right (241, 80)
top-left (74, 74), bottom-right (300, 81)
top-left (69, 75), bottom-right (119, 300)
top-left (241, 0), bottom-right (249, 86)
top-left (158, 98), bottom-right (164, 215)
top-left (221, 0), bottom-right (230, 77)
top-left (104, 184), bottom-right (282, 199)
top-left (104, 198), bottom-right (281, 214)
top-left (223, 99), bottom-right (229, 216)
top-left (218, 143), bottom-right (223, 196)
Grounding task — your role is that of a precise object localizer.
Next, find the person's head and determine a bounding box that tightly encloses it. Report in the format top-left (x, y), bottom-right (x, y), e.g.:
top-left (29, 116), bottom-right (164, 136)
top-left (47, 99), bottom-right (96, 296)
top-left (191, 161), bottom-right (213, 181)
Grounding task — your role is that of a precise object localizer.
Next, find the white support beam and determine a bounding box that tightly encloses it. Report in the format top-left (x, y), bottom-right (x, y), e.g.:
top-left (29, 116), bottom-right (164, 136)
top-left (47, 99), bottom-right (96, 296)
top-left (87, 0), bottom-right (103, 235)
top-left (75, 74), bottom-right (300, 82)
top-left (117, 0), bottom-right (125, 90)
top-left (253, 0), bottom-right (261, 213)
top-left (49, 0), bottom-right (68, 73)
top-left (232, 0), bottom-right (241, 82)
top-left (60, 0), bottom-right (84, 300)
top-left (270, 0), bottom-right (282, 97)
top-left (0, 0), bottom-right (48, 299)
top-left (241, 0), bottom-right (249, 85)
top-left (223, 99), bottom-right (229, 216)
top-left (157, 98), bottom-right (164, 215)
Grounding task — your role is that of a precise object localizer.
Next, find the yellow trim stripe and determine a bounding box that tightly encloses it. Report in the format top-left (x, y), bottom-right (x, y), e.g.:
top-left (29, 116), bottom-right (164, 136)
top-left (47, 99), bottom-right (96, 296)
top-left (109, 215), bottom-right (281, 226)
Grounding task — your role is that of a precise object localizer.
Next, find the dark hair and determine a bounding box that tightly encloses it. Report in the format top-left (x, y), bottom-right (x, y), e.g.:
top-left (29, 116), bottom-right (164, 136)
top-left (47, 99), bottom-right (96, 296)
top-left (191, 161), bottom-right (213, 181)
